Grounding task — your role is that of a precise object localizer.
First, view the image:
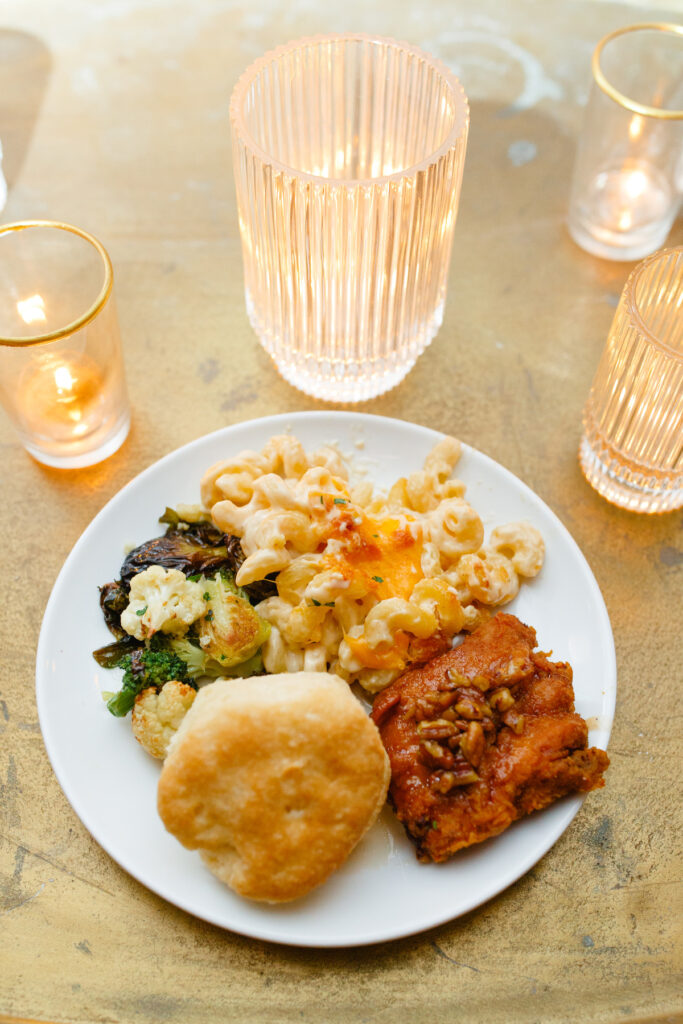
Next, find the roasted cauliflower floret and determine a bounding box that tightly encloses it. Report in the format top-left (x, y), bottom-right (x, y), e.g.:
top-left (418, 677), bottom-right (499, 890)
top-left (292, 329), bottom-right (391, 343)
top-left (131, 680), bottom-right (197, 759)
top-left (120, 565), bottom-right (205, 640)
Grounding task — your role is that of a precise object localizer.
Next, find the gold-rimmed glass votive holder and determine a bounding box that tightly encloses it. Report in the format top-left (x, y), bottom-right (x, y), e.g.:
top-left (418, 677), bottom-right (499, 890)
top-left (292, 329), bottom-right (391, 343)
top-left (0, 221), bottom-right (130, 468)
top-left (568, 23), bottom-right (683, 261)
top-left (230, 34), bottom-right (469, 402)
top-left (579, 246), bottom-right (682, 512)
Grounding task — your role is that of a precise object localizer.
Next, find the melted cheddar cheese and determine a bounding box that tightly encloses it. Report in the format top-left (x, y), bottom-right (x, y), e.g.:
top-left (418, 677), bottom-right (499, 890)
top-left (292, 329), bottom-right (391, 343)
top-left (323, 509), bottom-right (424, 603)
top-left (317, 507), bottom-right (428, 671)
top-left (344, 631), bottom-right (411, 670)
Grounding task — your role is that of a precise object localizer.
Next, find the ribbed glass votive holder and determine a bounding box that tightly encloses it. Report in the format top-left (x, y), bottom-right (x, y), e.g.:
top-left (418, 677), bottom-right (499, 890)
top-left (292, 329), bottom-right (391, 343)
top-left (579, 246), bottom-right (683, 512)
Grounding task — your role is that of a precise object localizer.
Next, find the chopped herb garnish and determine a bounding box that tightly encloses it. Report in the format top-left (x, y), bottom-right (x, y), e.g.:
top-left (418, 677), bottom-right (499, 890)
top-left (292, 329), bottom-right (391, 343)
top-left (333, 497), bottom-right (347, 505)
top-left (220, 654), bottom-right (226, 660)
top-left (311, 599), bottom-right (321, 607)
top-left (187, 573), bottom-right (201, 582)
top-left (373, 533), bottom-right (379, 538)
top-left (135, 605), bottom-right (148, 617)
top-left (372, 576), bottom-right (384, 583)
top-left (320, 496), bottom-right (324, 504)
top-left (432, 820), bottom-right (439, 830)
top-left (325, 601), bottom-right (335, 607)
top-left (203, 592), bottom-right (211, 601)
top-left (205, 609), bottom-right (214, 621)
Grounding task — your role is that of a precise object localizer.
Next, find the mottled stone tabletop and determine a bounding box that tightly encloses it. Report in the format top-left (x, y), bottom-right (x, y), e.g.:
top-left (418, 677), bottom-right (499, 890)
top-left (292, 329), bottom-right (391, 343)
top-left (0, 2), bottom-right (681, 1023)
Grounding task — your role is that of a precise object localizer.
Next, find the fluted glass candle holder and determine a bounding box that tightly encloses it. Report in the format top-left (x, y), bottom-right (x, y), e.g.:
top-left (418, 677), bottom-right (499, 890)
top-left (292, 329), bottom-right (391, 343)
top-left (579, 246), bottom-right (682, 512)
top-left (230, 35), bottom-right (469, 401)
top-left (568, 23), bottom-right (683, 261)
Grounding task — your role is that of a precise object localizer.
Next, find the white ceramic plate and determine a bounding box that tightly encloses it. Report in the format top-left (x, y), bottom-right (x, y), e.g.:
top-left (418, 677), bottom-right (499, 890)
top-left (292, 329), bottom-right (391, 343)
top-left (37, 412), bottom-right (616, 947)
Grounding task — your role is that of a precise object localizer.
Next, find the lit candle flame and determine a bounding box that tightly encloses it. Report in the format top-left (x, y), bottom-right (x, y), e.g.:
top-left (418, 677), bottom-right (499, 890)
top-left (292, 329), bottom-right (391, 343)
top-left (628, 116), bottom-right (643, 140)
top-left (624, 169), bottom-right (648, 199)
top-left (54, 366), bottom-right (76, 393)
top-left (17, 294), bottom-right (47, 324)
top-left (618, 210), bottom-right (632, 231)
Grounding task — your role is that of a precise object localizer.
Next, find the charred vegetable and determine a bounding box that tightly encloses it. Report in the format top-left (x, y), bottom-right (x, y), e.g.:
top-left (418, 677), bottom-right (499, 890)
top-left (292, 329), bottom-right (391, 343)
top-left (96, 557), bottom-right (270, 717)
top-left (196, 571), bottom-right (270, 666)
top-left (119, 532), bottom-right (230, 588)
top-left (99, 581), bottom-right (129, 638)
top-left (93, 634), bottom-right (141, 668)
top-left (104, 648), bottom-right (194, 718)
top-left (98, 507), bottom-right (277, 639)
top-left (163, 637), bottom-right (264, 680)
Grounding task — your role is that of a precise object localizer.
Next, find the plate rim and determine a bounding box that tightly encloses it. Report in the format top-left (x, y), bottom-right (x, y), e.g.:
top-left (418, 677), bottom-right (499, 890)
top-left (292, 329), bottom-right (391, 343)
top-left (36, 411), bottom-right (617, 947)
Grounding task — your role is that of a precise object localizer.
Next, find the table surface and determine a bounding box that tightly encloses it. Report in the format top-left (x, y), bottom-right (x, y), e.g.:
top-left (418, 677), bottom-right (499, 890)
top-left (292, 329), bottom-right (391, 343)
top-left (1, 1), bottom-right (681, 1023)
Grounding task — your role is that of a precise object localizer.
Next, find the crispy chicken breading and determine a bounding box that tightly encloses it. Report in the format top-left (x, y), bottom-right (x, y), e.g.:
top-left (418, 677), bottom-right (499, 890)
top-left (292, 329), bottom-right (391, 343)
top-left (370, 612), bottom-right (609, 863)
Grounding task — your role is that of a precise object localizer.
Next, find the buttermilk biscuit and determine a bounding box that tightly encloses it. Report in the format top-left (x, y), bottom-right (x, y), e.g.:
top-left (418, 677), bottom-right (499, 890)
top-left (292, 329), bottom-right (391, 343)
top-left (157, 672), bottom-right (390, 902)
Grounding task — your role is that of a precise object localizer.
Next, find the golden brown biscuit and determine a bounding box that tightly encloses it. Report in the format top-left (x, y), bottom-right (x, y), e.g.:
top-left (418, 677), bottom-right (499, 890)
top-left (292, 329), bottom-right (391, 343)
top-left (157, 672), bottom-right (390, 902)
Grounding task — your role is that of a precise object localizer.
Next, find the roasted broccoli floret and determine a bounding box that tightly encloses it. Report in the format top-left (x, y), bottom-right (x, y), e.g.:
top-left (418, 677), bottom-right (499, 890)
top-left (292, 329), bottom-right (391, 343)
top-left (105, 648), bottom-right (194, 718)
top-left (165, 636), bottom-right (264, 680)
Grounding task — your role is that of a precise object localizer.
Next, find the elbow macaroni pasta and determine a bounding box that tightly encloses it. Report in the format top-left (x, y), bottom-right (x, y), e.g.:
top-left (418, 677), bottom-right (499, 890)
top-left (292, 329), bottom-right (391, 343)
top-left (200, 434), bottom-right (545, 693)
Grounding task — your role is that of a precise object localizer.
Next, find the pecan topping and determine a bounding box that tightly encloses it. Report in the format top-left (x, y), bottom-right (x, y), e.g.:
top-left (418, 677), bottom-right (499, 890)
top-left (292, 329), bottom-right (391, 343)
top-left (420, 739), bottom-right (456, 769)
top-left (430, 765), bottom-right (480, 791)
top-left (502, 709), bottom-right (525, 734)
top-left (489, 686), bottom-right (515, 711)
top-left (417, 718), bottom-right (459, 740)
top-left (414, 655), bottom-right (528, 777)
top-left (408, 691), bottom-right (457, 719)
top-left (446, 668), bottom-right (491, 692)
top-left (459, 721), bottom-right (485, 767)
top-left (430, 771), bottom-right (457, 794)
top-left (494, 655), bottom-right (534, 684)
top-left (454, 694), bottom-right (492, 720)
top-left (447, 730), bottom-right (466, 750)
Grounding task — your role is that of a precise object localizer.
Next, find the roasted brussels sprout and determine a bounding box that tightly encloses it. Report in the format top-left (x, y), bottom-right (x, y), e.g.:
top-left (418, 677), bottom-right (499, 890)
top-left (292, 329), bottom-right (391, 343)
top-left (93, 634), bottom-right (141, 668)
top-left (119, 533), bottom-right (231, 588)
top-left (195, 572), bottom-right (271, 666)
top-left (99, 581), bottom-right (130, 638)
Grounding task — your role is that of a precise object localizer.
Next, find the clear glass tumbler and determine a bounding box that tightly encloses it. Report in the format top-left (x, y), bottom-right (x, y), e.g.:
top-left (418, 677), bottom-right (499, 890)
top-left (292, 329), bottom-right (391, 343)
top-left (230, 35), bottom-right (469, 401)
top-left (0, 221), bottom-right (130, 468)
top-left (568, 23), bottom-right (683, 261)
top-left (579, 246), bottom-right (682, 513)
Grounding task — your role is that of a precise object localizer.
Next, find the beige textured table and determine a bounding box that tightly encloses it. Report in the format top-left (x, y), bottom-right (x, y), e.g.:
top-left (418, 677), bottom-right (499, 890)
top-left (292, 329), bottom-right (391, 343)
top-left (1, 2), bottom-right (681, 1022)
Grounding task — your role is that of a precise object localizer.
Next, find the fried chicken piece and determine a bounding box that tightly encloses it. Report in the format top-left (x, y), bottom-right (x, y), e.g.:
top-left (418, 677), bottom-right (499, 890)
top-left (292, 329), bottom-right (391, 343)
top-left (371, 612), bottom-right (609, 862)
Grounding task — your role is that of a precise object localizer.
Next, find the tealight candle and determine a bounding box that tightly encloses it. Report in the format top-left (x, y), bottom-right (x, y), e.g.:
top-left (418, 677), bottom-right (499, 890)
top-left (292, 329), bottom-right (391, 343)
top-left (19, 353), bottom-right (105, 438)
top-left (0, 222), bottom-right (129, 468)
top-left (568, 23), bottom-right (683, 261)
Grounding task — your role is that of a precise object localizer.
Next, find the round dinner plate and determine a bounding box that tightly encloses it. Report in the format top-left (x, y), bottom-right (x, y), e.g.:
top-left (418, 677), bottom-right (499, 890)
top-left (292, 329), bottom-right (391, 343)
top-left (36, 412), bottom-right (616, 947)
